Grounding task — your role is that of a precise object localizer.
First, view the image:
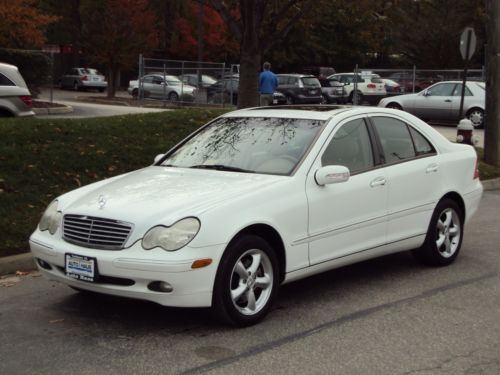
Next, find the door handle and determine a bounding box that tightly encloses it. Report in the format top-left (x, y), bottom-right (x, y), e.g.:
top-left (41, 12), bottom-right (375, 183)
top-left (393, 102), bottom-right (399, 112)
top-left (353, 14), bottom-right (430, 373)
top-left (370, 177), bottom-right (386, 187)
top-left (444, 99), bottom-right (452, 102)
top-left (426, 164), bottom-right (439, 173)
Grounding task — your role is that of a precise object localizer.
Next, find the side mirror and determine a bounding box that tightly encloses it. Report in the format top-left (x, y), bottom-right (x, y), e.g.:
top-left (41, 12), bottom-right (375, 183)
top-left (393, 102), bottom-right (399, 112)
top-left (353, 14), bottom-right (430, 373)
top-left (153, 154), bottom-right (165, 164)
top-left (315, 165), bottom-right (350, 186)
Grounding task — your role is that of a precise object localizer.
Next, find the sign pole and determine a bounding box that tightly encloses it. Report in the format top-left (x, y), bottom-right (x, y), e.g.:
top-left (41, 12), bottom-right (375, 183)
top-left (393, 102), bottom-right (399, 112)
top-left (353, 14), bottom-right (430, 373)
top-left (458, 29), bottom-right (472, 121)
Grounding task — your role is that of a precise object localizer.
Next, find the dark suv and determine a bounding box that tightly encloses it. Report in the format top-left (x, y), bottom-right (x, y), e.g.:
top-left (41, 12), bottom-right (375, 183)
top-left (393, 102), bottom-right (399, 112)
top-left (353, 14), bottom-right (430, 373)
top-left (276, 74), bottom-right (323, 104)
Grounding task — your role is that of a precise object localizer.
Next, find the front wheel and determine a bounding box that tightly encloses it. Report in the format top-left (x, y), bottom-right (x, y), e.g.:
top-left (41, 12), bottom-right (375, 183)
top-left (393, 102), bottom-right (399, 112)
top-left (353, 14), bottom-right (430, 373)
top-left (168, 92), bottom-right (179, 102)
top-left (412, 199), bottom-right (463, 266)
top-left (212, 235), bottom-right (279, 326)
top-left (386, 102), bottom-right (402, 110)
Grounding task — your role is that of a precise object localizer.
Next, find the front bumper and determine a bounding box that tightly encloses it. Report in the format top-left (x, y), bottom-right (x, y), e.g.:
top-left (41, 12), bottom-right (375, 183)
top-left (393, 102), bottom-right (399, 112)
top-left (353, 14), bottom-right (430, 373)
top-left (29, 231), bottom-right (224, 307)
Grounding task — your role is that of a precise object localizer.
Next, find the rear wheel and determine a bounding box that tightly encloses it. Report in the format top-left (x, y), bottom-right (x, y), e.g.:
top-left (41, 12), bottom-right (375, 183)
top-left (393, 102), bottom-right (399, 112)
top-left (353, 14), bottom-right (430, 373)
top-left (212, 235), bottom-right (279, 326)
top-left (466, 108), bottom-right (484, 128)
top-left (168, 92), bottom-right (179, 102)
top-left (413, 199), bottom-right (463, 266)
top-left (285, 95), bottom-right (294, 105)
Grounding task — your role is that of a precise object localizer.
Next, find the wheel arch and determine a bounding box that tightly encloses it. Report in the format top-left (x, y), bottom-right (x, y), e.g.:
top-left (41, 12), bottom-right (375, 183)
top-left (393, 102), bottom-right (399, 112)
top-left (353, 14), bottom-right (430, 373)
top-left (228, 224), bottom-right (286, 283)
top-left (438, 192), bottom-right (466, 221)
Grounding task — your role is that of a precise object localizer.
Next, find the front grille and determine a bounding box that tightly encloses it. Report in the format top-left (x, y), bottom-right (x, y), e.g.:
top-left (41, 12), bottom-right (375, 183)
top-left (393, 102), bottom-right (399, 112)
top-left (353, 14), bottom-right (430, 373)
top-left (63, 215), bottom-right (133, 250)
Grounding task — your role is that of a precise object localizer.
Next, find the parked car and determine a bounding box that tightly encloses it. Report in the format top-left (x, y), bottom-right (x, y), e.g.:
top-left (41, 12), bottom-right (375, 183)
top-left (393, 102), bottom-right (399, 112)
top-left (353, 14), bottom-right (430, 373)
top-left (30, 105), bottom-right (482, 326)
top-left (378, 81), bottom-right (485, 128)
top-left (207, 77), bottom-right (286, 105)
top-left (319, 78), bottom-right (345, 103)
top-left (360, 73), bottom-right (402, 95)
top-left (128, 74), bottom-right (197, 101)
top-left (178, 74), bottom-right (217, 88)
top-left (381, 78), bottom-right (402, 95)
top-left (302, 66), bottom-right (336, 80)
top-left (328, 73), bottom-right (386, 104)
top-left (0, 62), bottom-right (34, 117)
top-left (387, 72), bottom-right (437, 93)
top-left (276, 74), bottom-right (323, 104)
top-left (60, 68), bottom-right (107, 92)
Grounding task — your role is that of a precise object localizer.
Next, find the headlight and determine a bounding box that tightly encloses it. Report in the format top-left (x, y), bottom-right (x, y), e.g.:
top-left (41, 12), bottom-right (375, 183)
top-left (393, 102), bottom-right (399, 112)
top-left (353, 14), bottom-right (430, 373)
top-left (39, 200), bottom-right (62, 235)
top-left (142, 218), bottom-right (200, 251)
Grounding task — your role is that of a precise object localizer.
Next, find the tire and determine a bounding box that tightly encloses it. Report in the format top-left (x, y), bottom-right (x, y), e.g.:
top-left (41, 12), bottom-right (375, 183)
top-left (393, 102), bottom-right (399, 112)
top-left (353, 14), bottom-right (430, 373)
top-left (212, 235), bottom-right (279, 326)
top-left (466, 108), bottom-right (484, 129)
top-left (285, 95), bottom-right (294, 105)
top-left (168, 92), bottom-right (179, 102)
top-left (131, 88), bottom-right (138, 98)
top-left (349, 90), bottom-right (363, 105)
top-left (412, 198), bottom-right (463, 266)
top-left (386, 102), bottom-right (402, 110)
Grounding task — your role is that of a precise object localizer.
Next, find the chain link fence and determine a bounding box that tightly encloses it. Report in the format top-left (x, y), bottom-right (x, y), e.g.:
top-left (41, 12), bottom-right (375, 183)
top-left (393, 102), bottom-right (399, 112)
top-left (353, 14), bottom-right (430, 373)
top-left (134, 55), bottom-right (240, 107)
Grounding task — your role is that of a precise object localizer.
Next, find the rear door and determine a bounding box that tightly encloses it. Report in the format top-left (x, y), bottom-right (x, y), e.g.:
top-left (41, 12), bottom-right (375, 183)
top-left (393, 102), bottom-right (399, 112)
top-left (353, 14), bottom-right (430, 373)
top-left (370, 115), bottom-right (440, 242)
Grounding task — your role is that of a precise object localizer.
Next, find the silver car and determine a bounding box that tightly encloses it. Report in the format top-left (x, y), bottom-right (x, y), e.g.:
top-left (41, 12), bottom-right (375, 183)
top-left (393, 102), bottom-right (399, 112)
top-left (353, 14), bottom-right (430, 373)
top-left (60, 68), bottom-right (107, 92)
top-left (128, 74), bottom-right (197, 101)
top-left (0, 62), bottom-right (35, 117)
top-left (379, 81), bottom-right (485, 128)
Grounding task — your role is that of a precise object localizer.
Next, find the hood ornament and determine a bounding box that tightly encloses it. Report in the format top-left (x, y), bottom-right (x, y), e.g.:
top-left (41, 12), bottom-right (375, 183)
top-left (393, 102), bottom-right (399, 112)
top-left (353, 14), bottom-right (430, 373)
top-left (98, 195), bottom-right (107, 209)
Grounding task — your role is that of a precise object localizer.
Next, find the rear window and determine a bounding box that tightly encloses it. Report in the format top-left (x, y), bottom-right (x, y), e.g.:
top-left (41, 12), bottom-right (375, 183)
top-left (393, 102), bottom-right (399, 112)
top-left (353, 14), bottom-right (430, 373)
top-left (301, 77), bottom-right (321, 87)
top-left (0, 73), bottom-right (15, 86)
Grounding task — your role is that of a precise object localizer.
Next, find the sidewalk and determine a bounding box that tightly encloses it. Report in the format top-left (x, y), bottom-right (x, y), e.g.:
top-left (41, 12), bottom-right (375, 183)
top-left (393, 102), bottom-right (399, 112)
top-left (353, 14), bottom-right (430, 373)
top-left (1, 178), bottom-right (499, 276)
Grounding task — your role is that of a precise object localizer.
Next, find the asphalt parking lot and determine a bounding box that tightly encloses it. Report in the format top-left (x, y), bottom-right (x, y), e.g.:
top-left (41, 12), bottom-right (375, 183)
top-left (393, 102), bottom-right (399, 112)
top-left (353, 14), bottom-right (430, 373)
top-left (1, 191), bottom-right (499, 374)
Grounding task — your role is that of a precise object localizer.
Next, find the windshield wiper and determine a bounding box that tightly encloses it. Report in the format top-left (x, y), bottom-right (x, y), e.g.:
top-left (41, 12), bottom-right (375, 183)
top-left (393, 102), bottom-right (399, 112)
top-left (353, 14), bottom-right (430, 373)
top-left (190, 164), bottom-right (255, 173)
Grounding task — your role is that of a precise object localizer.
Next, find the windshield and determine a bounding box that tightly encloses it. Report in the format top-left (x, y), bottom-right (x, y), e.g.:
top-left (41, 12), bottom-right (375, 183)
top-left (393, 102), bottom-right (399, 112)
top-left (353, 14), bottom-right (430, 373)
top-left (161, 117), bottom-right (324, 175)
top-left (301, 77), bottom-right (321, 87)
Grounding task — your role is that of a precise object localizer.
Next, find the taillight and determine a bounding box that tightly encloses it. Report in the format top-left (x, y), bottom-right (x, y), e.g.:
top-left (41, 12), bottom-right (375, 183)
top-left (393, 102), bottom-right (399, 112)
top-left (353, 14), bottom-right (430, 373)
top-left (19, 95), bottom-right (32, 107)
top-left (367, 83), bottom-right (376, 89)
top-left (81, 75), bottom-right (88, 81)
top-left (474, 156), bottom-right (479, 179)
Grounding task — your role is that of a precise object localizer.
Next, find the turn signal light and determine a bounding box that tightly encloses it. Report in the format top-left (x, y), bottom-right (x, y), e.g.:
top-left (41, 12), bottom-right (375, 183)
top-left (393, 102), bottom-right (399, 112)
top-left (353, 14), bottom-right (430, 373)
top-left (191, 258), bottom-right (213, 269)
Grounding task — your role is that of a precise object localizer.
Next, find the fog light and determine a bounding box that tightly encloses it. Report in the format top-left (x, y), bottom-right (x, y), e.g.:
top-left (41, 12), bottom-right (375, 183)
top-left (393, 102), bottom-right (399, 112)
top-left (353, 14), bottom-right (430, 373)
top-left (148, 281), bottom-right (173, 293)
top-left (37, 258), bottom-right (52, 270)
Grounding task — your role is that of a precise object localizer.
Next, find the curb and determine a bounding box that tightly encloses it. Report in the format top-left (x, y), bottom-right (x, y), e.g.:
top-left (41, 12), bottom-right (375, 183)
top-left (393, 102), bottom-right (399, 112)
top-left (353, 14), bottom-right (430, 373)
top-left (0, 253), bottom-right (36, 276)
top-left (1, 178), bottom-right (500, 277)
top-left (482, 177), bottom-right (500, 191)
top-left (33, 104), bottom-right (73, 115)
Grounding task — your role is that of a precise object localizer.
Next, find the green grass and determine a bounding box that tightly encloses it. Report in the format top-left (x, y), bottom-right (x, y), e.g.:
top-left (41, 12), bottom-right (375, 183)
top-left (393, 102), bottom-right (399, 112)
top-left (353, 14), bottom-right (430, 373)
top-left (0, 109), bottom-right (227, 256)
top-left (1, 111), bottom-right (499, 257)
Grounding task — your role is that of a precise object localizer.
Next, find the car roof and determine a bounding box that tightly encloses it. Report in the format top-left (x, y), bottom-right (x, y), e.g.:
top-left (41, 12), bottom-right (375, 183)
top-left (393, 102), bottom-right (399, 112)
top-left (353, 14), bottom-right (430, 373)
top-left (221, 105), bottom-right (415, 121)
top-left (0, 62), bottom-right (28, 88)
top-left (277, 74), bottom-right (317, 78)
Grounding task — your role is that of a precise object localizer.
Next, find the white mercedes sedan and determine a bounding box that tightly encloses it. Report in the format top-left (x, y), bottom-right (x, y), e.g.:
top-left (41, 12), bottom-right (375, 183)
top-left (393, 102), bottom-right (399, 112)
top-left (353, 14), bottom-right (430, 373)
top-left (30, 105), bottom-right (483, 326)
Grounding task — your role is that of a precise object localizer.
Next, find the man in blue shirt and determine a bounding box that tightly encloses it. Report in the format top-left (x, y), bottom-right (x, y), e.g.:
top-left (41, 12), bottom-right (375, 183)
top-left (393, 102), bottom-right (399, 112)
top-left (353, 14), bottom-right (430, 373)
top-left (259, 61), bottom-right (278, 106)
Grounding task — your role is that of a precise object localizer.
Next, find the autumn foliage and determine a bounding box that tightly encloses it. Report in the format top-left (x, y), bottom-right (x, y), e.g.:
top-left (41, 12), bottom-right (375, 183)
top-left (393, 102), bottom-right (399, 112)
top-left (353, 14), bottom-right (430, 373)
top-left (0, 0), bottom-right (58, 48)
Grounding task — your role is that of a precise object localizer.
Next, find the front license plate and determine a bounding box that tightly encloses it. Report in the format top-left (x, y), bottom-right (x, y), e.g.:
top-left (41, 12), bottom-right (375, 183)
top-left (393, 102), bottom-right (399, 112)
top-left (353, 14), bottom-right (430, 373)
top-left (65, 253), bottom-right (97, 282)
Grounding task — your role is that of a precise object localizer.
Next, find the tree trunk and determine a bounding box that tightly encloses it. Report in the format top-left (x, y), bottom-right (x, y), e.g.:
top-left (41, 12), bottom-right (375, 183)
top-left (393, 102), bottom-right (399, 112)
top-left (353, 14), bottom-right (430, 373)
top-left (238, 47), bottom-right (261, 108)
top-left (107, 67), bottom-right (118, 98)
top-left (485, 0), bottom-right (500, 166)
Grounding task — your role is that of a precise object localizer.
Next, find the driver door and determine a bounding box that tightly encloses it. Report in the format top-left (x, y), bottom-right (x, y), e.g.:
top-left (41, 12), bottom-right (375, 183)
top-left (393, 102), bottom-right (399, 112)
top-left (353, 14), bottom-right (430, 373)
top-left (306, 117), bottom-right (387, 265)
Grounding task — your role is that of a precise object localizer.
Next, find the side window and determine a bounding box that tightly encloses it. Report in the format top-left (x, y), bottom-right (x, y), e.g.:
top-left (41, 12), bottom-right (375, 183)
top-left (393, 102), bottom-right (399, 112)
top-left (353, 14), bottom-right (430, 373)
top-left (426, 83), bottom-right (455, 96)
top-left (372, 117), bottom-right (416, 164)
top-left (278, 76), bottom-right (288, 85)
top-left (143, 76), bottom-right (154, 84)
top-left (409, 127), bottom-right (436, 156)
top-left (452, 84), bottom-right (472, 96)
top-left (321, 119), bottom-right (374, 174)
top-left (289, 77), bottom-right (299, 86)
top-left (0, 73), bottom-right (15, 86)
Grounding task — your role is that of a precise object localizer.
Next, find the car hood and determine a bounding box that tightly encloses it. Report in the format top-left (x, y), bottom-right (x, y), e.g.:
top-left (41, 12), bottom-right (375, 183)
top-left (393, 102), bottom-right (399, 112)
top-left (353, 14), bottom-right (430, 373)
top-left (58, 166), bottom-right (284, 237)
